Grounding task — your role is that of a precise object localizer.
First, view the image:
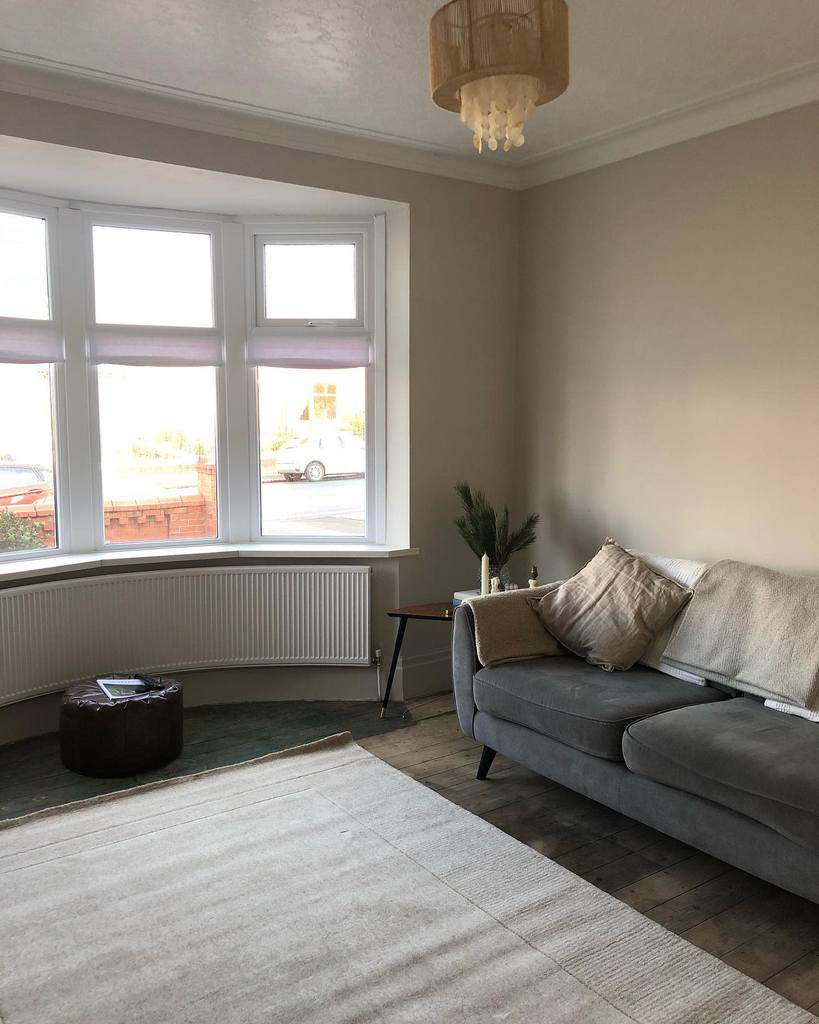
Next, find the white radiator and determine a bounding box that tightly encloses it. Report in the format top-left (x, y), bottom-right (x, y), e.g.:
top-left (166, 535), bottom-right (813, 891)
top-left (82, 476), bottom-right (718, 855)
top-left (0, 565), bottom-right (371, 706)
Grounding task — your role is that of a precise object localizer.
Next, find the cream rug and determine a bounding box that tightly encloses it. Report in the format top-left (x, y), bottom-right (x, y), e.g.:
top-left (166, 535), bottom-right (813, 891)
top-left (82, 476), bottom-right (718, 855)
top-left (0, 734), bottom-right (810, 1024)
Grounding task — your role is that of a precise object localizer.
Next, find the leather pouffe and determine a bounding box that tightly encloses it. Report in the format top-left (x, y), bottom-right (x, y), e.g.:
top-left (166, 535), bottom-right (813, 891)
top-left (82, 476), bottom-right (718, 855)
top-left (60, 676), bottom-right (183, 777)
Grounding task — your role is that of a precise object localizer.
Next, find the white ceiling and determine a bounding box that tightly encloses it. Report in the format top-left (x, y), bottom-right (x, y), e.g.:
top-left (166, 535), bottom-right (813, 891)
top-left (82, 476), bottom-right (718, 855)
top-left (0, 1), bottom-right (817, 186)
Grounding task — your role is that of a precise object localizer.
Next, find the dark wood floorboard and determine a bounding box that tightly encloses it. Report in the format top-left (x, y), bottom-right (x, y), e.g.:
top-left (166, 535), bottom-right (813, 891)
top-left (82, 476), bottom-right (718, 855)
top-left (365, 695), bottom-right (819, 1017)
top-left (2, 691), bottom-right (817, 1014)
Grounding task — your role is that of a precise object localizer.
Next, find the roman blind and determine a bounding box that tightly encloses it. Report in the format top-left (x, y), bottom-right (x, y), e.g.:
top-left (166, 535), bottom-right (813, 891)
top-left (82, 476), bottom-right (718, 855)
top-left (246, 333), bottom-right (371, 369)
top-left (89, 327), bottom-right (224, 366)
top-left (0, 319), bottom-right (64, 363)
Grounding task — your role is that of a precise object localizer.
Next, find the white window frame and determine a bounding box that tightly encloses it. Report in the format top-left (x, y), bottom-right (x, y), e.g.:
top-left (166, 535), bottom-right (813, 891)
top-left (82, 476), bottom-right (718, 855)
top-left (0, 193), bottom-right (67, 562)
top-left (245, 217), bottom-right (386, 546)
top-left (81, 209), bottom-right (228, 551)
top-left (254, 230), bottom-right (366, 331)
top-left (0, 192), bottom-right (388, 562)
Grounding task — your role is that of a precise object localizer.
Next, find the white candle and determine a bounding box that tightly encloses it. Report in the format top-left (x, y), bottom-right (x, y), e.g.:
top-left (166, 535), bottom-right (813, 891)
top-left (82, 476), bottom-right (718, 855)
top-left (481, 553), bottom-right (490, 596)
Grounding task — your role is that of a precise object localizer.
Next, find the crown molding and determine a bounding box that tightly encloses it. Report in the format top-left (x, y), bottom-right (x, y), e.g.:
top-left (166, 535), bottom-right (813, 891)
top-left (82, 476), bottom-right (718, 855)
top-left (518, 59), bottom-right (819, 189)
top-left (0, 55), bottom-right (520, 190)
top-left (0, 52), bottom-right (817, 194)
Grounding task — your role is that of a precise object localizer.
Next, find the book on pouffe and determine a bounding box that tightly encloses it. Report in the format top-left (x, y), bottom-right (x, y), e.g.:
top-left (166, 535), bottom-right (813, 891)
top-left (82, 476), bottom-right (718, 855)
top-left (96, 678), bottom-right (150, 700)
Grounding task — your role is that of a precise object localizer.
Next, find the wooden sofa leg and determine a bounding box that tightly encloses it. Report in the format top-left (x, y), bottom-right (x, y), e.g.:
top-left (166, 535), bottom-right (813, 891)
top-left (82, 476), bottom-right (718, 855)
top-left (476, 746), bottom-right (497, 780)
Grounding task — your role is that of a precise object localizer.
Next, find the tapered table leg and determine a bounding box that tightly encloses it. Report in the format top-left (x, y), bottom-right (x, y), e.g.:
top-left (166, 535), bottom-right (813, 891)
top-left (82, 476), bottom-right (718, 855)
top-left (380, 616), bottom-right (408, 718)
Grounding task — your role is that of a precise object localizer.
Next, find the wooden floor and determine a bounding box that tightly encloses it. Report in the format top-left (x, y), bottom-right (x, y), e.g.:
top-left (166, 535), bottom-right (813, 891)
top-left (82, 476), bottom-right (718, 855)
top-left (363, 694), bottom-right (819, 1017)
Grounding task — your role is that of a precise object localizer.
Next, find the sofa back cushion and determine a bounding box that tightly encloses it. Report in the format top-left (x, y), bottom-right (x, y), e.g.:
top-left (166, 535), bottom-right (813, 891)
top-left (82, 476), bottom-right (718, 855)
top-left (532, 540), bottom-right (692, 672)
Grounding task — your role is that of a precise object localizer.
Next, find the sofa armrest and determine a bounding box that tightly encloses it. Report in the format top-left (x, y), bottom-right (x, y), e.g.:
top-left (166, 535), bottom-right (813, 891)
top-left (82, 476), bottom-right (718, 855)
top-left (452, 604), bottom-right (480, 738)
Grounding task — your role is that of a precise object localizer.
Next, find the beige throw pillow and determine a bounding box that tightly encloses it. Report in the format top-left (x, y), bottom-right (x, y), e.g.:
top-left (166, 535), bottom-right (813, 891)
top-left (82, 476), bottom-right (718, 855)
top-left (468, 583), bottom-right (563, 667)
top-left (531, 540), bottom-right (692, 672)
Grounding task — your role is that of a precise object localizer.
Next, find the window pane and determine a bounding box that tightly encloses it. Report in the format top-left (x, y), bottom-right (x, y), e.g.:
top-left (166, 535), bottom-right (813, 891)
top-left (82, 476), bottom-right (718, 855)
top-left (258, 367), bottom-right (365, 537)
top-left (0, 364), bottom-right (57, 553)
top-left (98, 365), bottom-right (217, 544)
top-left (0, 212), bottom-right (50, 320)
top-left (93, 226), bottom-right (214, 327)
top-left (263, 243), bottom-right (356, 320)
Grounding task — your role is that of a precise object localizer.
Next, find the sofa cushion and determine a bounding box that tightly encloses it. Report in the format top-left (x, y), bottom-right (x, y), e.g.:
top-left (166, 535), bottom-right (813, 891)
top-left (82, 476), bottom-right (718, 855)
top-left (472, 656), bottom-right (727, 761)
top-left (623, 698), bottom-right (819, 852)
top-left (531, 540), bottom-right (692, 672)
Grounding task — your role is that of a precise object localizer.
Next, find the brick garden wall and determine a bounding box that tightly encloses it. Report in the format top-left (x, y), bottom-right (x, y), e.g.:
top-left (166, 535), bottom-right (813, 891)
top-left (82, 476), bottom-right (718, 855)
top-left (2, 463), bottom-right (217, 548)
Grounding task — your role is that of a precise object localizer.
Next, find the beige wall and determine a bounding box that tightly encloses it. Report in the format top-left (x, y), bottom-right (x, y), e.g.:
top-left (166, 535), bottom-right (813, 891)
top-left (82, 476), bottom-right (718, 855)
top-left (0, 89), bottom-right (519, 733)
top-left (516, 102), bottom-right (819, 580)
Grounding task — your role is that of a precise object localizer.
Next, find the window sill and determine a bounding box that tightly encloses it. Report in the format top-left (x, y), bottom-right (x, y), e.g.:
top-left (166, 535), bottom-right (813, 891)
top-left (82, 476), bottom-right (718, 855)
top-left (0, 542), bottom-right (419, 585)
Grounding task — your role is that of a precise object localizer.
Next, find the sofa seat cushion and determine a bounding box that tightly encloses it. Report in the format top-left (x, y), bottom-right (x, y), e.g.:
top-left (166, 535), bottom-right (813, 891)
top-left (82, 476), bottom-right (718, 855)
top-left (623, 698), bottom-right (819, 851)
top-left (472, 656), bottom-right (727, 761)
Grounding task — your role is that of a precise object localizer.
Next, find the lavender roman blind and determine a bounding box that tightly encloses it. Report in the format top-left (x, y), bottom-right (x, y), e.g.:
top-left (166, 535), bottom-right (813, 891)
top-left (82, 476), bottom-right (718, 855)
top-left (0, 319), bottom-right (64, 364)
top-left (246, 333), bottom-right (371, 369)
top-left (89, 327), bottom-right (224, 366)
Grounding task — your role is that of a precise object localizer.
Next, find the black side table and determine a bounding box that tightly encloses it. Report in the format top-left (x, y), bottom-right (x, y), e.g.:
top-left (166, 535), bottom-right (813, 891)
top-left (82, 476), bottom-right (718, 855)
top-left (381, 602), bottom-right (455, 717)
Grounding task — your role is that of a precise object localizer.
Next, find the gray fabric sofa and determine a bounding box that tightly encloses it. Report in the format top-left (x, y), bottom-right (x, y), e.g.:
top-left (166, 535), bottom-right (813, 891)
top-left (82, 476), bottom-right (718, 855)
top-left (453, 605), bottom-right (819, 904)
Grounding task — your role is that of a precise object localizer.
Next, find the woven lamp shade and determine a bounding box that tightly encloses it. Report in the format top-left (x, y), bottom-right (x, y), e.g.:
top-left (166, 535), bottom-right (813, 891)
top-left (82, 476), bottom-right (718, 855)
top-left (429, 0), bottom-right (569, 113)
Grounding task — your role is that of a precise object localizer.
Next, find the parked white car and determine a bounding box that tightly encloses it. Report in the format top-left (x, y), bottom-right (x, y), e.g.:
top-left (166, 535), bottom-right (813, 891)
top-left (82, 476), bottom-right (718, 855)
top-left (275, 431), bottom-right (365, 482)
top-left (0, 463), bottom-right (53, 489)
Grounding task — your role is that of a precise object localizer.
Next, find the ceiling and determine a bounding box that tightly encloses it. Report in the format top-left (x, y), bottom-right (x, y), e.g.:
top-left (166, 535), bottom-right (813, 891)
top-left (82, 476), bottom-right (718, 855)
top-left (0, 1), bottom-right (817, 187)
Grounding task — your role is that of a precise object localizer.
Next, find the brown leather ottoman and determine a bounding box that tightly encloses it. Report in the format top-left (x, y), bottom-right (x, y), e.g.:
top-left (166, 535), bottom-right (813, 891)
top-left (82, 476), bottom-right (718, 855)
top-left (60, 676), bottom-right (183, 777)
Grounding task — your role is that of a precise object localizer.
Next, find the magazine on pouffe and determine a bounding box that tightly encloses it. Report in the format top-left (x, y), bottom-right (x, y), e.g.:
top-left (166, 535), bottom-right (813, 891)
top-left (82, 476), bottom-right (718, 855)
top-left (96, 677), bottom-right (150, 700)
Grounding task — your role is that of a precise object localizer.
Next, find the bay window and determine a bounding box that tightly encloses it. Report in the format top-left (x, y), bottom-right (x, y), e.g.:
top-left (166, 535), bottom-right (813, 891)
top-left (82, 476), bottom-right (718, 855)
top-left (0, 210), bottom-right (51, 319)
top-left (257, 367), bottom-right (366, 537)
top-left (91, 225), bottom-right (215, 328)
top-left (261, 241), bottom-right (357, 320)
top-left (248, 223), bottom-right (379, 543)
top-left (0, 192), bottom-right (385, 563)
top-left (96, 365), bottom-right (219, 543)
top-left (0, 206), bottom-right (61, 556)
top-left (88, 219), bottom-right (222, 545)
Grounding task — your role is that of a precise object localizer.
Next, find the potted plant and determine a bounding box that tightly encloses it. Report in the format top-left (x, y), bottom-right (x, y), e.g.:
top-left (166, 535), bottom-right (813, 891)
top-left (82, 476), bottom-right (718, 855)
top-left (454, 481), bottom-right (539, 589)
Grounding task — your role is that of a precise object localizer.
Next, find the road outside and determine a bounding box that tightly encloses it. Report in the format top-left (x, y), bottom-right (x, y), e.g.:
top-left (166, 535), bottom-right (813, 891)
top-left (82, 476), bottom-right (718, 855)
top-left (261, 475), bottom-right (365, 536)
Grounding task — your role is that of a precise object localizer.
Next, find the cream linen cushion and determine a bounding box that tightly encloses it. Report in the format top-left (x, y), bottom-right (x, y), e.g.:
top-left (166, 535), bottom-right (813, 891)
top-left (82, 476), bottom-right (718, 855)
top-left (531, 540), bottom-right (693, 672)
top-left (467, 583), bottom-right (563, 667)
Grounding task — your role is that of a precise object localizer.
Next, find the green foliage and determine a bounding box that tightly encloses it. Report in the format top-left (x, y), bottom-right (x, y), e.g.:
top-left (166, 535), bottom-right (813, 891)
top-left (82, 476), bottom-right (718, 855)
top-left (0, 509), bottom-right (46, 552)
top-left (453, 481), bottom-right (539, 566)
top-left (261, 429), bottom-right (297, 454)
top-left (131, 432), bottom-right (209, 459)
top-left (155, 430), bottom-right (190, 451)
top-left (342, 411), bottom-right (365, 439)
